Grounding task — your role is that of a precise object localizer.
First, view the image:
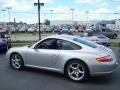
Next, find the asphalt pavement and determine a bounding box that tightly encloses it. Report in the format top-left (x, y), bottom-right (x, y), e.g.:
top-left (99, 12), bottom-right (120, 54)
top-left (0, 48), bottom-right (120, 90)
top-left (10, 33), bottom-right (120, 42)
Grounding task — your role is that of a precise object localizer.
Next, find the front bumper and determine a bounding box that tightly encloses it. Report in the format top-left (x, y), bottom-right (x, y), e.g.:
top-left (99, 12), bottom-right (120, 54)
top-left (0, 44), bottom-right (7, 50)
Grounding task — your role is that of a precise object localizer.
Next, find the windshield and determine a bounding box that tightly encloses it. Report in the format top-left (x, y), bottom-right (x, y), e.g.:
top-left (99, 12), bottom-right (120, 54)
top-left (74, 38), bottom-right (97, 48)
top-left (0, 34), bottom-right (5, 38)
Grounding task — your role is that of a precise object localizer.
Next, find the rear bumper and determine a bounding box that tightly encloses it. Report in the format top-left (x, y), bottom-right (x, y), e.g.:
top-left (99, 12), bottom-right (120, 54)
top-left (90, 61), bottom-right (119, 76)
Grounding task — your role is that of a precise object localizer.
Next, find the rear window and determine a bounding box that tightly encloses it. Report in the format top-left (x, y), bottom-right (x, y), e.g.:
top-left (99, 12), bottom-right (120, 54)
top-left (93, 34), bottom-right (106, 38)
top-left (73, 38), bottom-right (97, 48)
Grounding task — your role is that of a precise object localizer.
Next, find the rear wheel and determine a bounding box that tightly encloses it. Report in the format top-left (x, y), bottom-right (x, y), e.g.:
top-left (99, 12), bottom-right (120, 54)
top-left (10, 53), bottom-right (24, 70)
top-left (65, 60), bottom-right (89, 82)
top-left (113, 34), bottom-right (117, 39)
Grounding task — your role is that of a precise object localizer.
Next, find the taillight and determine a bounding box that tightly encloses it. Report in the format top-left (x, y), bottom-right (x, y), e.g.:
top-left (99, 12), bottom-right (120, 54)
top-left (91, 39), bottom-right (99, 42)
top-left (96, 56), bottom-right (113, 62)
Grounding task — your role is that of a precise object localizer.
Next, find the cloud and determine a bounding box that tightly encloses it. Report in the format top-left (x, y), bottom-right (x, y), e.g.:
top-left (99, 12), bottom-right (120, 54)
top-left (47, 6), bottom-right (71, 13)
top-left (1, 0), bottom-right (33, 11)
top-left (94, 7), bottom-right (111, 13)
top-left (76, 0), bottom-right (100, 3)
top-left (39, 6), bottom-right (113, 22)
top-left (100, 3), bottom-right (108, 7)
top-left (0, 0), bottom-right (54, 11)
top-left (115, 5), bottom-right (120, 12)
top-left (110, 0), bottom-right (120, 1)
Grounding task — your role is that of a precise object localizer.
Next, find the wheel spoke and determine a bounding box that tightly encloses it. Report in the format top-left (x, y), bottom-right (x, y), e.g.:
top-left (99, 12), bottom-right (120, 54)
top-left (69, 71), bottom-right (75, 75)
top-left (75, 73), bottom-right (79, 80)
top-left (15, 62), bottom-right (20, 68)
top-left (76, 64), bottom-right (80, 69)
top-left (78, 69), bottom-right (84, 74)
top-left (70, 65), bottom-right (76, 69)
top-left (11, 59), bottom-right (16, 62)
top-left (14, 55), bottom-right (17, 60)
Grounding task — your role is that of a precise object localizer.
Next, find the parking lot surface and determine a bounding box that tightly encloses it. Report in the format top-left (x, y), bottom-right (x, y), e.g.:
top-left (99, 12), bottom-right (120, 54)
top-left (0, 48), bottom-right (120, 90)
top-left (10, 33), bottom-right (120, 41)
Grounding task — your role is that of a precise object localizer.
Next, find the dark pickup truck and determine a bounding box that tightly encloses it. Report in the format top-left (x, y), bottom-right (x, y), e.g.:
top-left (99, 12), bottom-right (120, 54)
top-left (93, 29), bottom-right (118, 39)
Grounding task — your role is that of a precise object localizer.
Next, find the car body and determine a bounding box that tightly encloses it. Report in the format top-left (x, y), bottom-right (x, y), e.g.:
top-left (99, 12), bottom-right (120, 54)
top-left (83, 32), bottom-right (111, 46)
top-left (28, 27), bottom-right (36, 32)
top-left (58, 29), bottom-right (73, 35)
top-left (0, 33), bottom-right (11, 52)
top-left (6, 35), bottom-right (118, 82)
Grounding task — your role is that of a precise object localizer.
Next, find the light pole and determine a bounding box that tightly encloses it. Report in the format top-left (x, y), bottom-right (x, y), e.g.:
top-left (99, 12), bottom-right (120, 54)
top-left (6, 7), bottom-right (12, 23)
top-left (85, 11), bottom-right (89, 27)
top-left (50, 10), bottom-right (53, 23)
top-left (70, 8), bottom-right (75, 30)
top-left (1, 10), bottom-right (6, 22)
top-left (34, 0), bottom-right (44, 40)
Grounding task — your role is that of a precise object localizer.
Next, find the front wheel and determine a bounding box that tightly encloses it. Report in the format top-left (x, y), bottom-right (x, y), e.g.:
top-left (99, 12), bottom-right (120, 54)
top-left (10, 53), bottom-right (24, 70)
top-left (65, 60), bottom-right (89, 82)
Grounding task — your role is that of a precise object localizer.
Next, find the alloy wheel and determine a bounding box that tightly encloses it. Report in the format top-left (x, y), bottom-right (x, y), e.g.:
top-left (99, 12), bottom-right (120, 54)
top-left (10, 53), bottom-right (24, 69)
top-left (68, 63), bottom-right (85, 81)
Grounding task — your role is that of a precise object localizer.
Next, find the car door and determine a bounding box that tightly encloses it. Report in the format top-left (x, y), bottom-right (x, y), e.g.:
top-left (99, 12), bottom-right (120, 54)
top-left (26, 38), bottom-right (59, 68)
top-left (101, 29), bottom-right (111, 38)
top-left (105, 29), bottom-right (113, 38)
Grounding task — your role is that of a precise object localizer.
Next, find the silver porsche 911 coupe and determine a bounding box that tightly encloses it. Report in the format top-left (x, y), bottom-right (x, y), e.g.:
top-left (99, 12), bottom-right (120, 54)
top-left (6, 35), bottom-right (118, 82)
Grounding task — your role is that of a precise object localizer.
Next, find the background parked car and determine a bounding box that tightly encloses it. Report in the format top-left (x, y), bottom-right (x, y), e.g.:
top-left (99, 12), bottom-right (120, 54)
top-left (0, 33), bottom-right (11, 52)
top-left (27, 27), bottom-right (36, 33)
top-left (93, 28), bottom-right (117, 39)
top-left (83, 32), bottom-right (111, 46)
top-left (58, 29), bottom-right (73, 35)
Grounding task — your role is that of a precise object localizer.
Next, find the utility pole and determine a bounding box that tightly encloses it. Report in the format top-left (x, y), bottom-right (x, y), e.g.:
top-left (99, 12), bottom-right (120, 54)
top-left (1, 10), bottom-right (6, 22)
top-left (34, 0), bottom-right (44, 40)
top-left (70, 8), bottom-right (75, 31)
top-left (6, 7), bottom-right (12, 23)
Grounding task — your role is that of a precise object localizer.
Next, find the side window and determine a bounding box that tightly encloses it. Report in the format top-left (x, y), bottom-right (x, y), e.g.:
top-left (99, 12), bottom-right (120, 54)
top-left (106, 29), bottom-right (111, 32)
top-left (102, 29), bottom-right (106, 32)
top-left (35, 38), bottom-right (58, 49)
top-left (58, 40), bottom-right (81, 50)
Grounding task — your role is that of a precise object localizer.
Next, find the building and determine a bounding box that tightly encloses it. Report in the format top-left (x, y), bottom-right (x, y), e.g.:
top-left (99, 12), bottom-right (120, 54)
top-left (96, 20), bottom-right (116, 31)
top-left (115, 19), bottom-right (120, 32)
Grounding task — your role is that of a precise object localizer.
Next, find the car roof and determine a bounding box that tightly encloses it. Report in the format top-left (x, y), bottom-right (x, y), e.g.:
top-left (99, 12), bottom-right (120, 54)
top-left (45, 35), bottom-right (78, 40)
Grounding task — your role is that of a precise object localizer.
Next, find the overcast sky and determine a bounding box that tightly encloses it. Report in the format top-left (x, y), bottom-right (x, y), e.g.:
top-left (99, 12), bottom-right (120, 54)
top-left (0, 0), bottom-right (120, 23)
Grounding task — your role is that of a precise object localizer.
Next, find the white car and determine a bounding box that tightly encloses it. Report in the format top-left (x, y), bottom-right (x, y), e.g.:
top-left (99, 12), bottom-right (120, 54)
top-left (28, 27), bottom-right (36, 32)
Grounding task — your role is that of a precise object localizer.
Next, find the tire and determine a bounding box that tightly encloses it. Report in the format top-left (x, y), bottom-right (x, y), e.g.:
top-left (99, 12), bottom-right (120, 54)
top-left (113, 34), bottom-right (117, 39)
top-left (4, 45), bottom-right (9, 53)
top-left (65, 60), bottom-right (89, 82)
top-left (10, 53), bottom-right (24, 70)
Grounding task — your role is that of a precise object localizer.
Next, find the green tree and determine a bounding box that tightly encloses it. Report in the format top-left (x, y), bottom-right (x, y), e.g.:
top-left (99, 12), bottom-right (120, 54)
top-left (44, 19), bottom-right (50, 25)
